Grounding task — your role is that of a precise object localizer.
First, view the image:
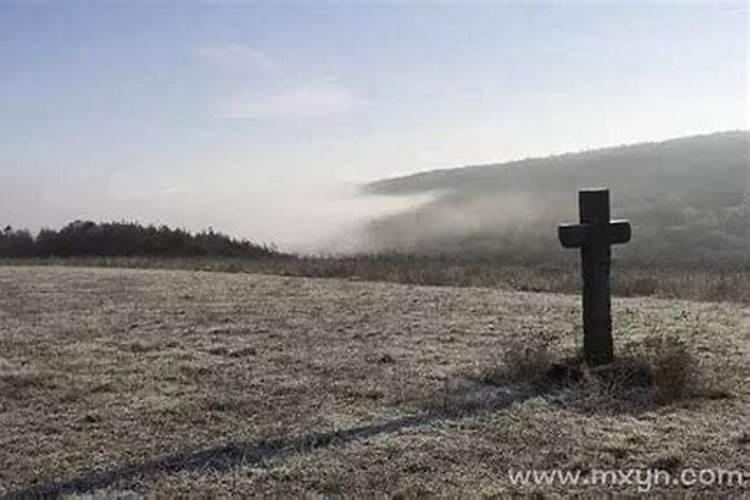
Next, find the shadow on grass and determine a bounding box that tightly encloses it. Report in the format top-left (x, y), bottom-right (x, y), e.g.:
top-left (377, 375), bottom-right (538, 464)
top-left (8, 380), bottom-right (540, 498)
top-left (10, 337), bottom-right (733, 498)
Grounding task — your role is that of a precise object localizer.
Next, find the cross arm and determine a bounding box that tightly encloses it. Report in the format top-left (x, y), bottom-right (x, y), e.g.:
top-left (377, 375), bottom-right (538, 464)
top-left (609, 219), bottom-right (631, 245)
top-left (558, 219), bottom-right (631, 248)
top-left (558, 223), bottom-right (590, 248)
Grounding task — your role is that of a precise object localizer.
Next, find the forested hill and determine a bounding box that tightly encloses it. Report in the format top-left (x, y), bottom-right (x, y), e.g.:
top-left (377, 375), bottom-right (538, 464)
top-left (364, 131), bottom-right (749, 266)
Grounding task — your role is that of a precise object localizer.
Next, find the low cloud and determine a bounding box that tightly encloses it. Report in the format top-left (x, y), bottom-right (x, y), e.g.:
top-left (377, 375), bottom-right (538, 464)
top-left (218, 82), bottom-right (367, 120)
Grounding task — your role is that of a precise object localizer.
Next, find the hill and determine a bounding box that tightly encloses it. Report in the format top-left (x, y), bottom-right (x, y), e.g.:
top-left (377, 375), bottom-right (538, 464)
top-left (365, 131), bottom-right (749, 266)
top-left (1, 267), bottom-right (747, 496)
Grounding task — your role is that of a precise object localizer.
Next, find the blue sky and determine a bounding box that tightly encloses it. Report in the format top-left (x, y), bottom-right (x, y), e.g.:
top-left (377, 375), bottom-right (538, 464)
top-left (0, 1), bottom-right (747, 249)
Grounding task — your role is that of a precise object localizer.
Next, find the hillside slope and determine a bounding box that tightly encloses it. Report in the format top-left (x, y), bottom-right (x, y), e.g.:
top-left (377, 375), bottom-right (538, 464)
top-left (365, 131), bottom-right (749, 265)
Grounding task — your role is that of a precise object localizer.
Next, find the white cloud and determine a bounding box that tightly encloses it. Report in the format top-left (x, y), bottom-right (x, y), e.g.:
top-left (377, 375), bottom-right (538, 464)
top-left (156, 185), bottom-right (193, 196)
top-left (218, 83), bottom-right (367, 119)
top-left (197, 43), bottom-right (274, 73)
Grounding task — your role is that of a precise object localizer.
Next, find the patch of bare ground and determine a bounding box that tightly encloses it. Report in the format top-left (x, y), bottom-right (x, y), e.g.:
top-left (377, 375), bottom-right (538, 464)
top-left (0, 266), bottom-right (747, 497)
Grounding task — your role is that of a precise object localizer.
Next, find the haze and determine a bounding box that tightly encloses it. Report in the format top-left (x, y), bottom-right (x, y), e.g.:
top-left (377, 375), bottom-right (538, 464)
top-left (0, 2), bottom-right (747, 252)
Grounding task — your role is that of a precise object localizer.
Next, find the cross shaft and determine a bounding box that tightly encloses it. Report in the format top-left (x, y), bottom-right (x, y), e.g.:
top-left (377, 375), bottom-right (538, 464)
top-left (558, 189), bottom-right (631, 366)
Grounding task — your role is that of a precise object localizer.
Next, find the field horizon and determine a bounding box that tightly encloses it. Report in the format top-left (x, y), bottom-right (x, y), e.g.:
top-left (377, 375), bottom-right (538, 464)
top-left (4, 255), bottom-right (749, 306)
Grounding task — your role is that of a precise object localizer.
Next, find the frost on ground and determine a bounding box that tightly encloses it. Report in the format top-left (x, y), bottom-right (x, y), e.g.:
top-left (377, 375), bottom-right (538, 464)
top-left (0, 266), bottom-right (747, 497)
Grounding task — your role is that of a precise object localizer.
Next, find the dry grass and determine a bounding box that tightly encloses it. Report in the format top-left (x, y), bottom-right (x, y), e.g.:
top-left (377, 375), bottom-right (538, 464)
top-left (478, 334), bottom-right (734, 415)
top-left (2, 255), bottom-right (749, 304)
top-left (0, 266), bottom-right (747, 497)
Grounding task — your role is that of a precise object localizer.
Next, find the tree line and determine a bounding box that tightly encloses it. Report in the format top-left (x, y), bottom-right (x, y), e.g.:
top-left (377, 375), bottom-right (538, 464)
top-left (0, 221), bottom-right (279, 258)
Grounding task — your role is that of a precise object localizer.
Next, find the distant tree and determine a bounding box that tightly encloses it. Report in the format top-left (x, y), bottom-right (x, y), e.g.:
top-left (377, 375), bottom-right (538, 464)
top-left (0, 226), bottom-right (35, 257)
top-left (1, 221), bottom-right (278, 259)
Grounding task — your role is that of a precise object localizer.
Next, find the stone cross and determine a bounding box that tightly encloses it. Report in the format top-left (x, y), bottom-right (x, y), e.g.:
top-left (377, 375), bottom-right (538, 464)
top-left (558, 188), bottom-right (631, 366)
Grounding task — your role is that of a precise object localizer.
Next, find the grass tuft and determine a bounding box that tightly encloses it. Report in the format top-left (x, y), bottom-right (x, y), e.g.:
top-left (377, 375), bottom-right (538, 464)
top-left (472, 333), bottom-right (732, 415)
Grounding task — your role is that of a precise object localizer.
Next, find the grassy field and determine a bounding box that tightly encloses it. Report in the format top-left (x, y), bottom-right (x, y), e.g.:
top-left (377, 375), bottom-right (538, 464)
top-left (2, 255), bottom-right (749, 304)
top-left (0, 266), bottom-right (748, 496)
